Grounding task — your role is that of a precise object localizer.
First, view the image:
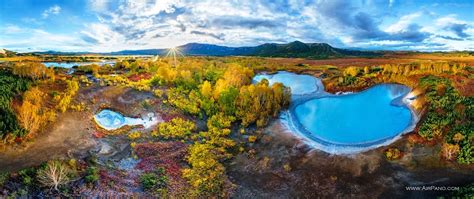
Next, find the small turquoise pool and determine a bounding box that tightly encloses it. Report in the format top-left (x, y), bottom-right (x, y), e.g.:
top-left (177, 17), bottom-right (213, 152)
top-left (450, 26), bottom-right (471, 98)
top-left (43, 61), bottom-right (115, 68)
top-left (94, 109), bottom-right (159, 130)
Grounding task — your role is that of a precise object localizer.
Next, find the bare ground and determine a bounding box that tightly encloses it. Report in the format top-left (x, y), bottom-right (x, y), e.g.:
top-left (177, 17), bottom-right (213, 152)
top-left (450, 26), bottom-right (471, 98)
top-left (0, 111), bottom-right (96, 172)
top-left (227, 119), bottom-right (474, 198)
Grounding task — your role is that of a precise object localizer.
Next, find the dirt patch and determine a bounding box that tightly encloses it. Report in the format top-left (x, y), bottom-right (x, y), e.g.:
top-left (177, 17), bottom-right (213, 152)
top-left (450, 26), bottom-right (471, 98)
top-left (0, 111), bottom-right (96, 172)
top-left (227, 119), bottom-right (474, 198)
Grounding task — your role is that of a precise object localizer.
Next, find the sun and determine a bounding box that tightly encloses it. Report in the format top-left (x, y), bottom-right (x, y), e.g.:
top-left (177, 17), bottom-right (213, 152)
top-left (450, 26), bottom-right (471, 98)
top-left (165, 46), bottom-right (183, 67)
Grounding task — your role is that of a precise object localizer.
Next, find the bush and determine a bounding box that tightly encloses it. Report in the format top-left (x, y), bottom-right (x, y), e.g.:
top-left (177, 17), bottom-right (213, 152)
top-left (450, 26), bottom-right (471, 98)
top-left (140, 169), bottom-right (167, 192)
top-left (18, 167), bottom-right (37, 187)
top-left (384, 148), bottom-right (403, 160)
top-left (128, 131), bottom-right (141, 140)
top-left (84, 166), bottom-right (99, 184)
top-left (152, 118), bottom-right (195, 139)
top-left (0, 70), bottom-right (31, 138)
top-left (0, 172), bottom-right (9, 187)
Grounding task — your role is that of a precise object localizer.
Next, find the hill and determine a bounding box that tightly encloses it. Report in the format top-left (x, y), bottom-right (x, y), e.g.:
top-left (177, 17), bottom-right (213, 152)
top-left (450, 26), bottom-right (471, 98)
top-left (27, 41), bottom-right (381, 58)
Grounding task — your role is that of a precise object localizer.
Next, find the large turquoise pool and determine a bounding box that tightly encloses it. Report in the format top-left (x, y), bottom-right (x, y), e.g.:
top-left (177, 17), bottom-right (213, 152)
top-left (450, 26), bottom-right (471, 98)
top-left (253, 71), bottom-right (416, 154)
top-left (293, 84), bottom-right (412, 146)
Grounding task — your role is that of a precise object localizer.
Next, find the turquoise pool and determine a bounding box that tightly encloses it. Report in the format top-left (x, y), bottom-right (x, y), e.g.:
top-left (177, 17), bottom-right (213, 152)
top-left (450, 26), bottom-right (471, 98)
top-left (293, 84), bottom-right (412, 146)
top-left (94, 109), bottom-right (159, 130)
top-left (253, 71), bottom-right (321, 95)
top-left (43, 61), bottom-right (115, 68)
top-left (253, 71), bottom-right (416, 153)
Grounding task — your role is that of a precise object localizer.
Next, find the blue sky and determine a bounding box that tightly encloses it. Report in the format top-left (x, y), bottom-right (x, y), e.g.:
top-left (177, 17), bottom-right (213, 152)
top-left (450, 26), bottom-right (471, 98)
top-left (1, 0), bottom-right (473, 52)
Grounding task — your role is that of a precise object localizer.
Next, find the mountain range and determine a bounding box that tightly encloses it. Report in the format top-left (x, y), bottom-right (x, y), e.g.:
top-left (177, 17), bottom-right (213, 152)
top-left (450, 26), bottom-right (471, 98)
top-left (32, 41), bottom-right (381, 59)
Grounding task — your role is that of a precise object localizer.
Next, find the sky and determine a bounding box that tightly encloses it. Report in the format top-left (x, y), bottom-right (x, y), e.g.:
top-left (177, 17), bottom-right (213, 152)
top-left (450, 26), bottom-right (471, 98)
top-left (0, 0), bottom-right (473, 52)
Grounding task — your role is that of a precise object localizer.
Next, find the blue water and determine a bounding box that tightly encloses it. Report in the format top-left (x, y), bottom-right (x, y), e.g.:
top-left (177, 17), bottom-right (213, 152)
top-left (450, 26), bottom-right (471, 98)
top-left (253, 71), bottom-right (320, 95)
top-left (94, 109), bottom-right (127, 130)
top-left (94, 109), bottom-right (160, 130)
top-left (43, 61), bottom-right (115, 68)
top-left (253, 71), bottom-right (416, 153)
top-left (294, 84), bottom-right (412, 145)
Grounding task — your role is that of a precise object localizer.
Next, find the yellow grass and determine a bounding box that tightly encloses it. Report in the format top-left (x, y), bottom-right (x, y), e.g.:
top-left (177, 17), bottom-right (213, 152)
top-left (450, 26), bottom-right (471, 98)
top-left (0, 56), bottom-right (42, 62)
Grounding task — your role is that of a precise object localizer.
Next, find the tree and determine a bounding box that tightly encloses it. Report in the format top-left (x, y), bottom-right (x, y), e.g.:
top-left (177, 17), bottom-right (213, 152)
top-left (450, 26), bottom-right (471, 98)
top-left (200, 81), bottom-right (212, 99)
top-left (37, 160), bottom-right (72, 191)
top-left (91, 64), bottom-right (100, 77)
top-left (441, 143), bottom-right (460, 161)
top-left (217, 87), bottom-right (239, 116)
top-left (182, 143), bottom-right (228, 197)
top-left (56, 79), bottom-right (79, 113)
top-left (17, 87), bottom-right (49, 134)
top-left (343, 66), bottom-right (360, 77)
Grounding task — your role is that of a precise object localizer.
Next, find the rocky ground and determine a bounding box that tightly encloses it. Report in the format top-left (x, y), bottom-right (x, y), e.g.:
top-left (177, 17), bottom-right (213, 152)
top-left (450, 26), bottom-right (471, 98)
top-left (227, 119), bottom-right (474, 198)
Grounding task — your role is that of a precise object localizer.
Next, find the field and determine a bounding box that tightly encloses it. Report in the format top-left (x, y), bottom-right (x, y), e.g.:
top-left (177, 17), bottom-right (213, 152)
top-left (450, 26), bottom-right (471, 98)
top-left (0, 53), bottom-right (472, 198)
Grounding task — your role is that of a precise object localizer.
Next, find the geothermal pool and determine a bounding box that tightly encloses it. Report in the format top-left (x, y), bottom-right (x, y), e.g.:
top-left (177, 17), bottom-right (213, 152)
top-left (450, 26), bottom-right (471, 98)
top-left (43, 61), bottom-right (115, 68)
top-left (94, 109), bottom-right (159, 130)
top-left (294, 84), bottom-right (412, 146)
top-left (253, 71), bottom-right (416, 154)
top-left (253, 71), bottom-right (322, 95)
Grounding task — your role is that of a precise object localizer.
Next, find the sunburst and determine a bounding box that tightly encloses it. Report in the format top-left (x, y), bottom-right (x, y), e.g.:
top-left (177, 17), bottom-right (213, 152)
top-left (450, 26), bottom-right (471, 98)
top-left (165, 46), bottom-right (184, 67)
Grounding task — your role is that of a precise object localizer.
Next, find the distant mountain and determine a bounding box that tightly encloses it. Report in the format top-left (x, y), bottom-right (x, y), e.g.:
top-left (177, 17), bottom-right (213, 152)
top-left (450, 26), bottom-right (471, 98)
top-left (109, 41), bottom-right (380, 58)
top-left (107, 43), bottom-right (254, 56)
top-left (31, 41), bottom-right (381, 58)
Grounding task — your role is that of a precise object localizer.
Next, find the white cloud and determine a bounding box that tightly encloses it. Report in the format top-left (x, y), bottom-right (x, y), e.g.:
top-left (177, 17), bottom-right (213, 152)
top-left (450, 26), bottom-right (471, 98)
top-left (2, 25), bottom-right (24, 34)
top-left (386, 12), bottom-right (422, 33)
top-left (4, 0), bottom-right (473, 52)
top-left (89, 0), bottom-right (109, 12)
top-left (119, 0), bottom-right (182, 17)
top-left (42, 5), bottom-right (61, 18)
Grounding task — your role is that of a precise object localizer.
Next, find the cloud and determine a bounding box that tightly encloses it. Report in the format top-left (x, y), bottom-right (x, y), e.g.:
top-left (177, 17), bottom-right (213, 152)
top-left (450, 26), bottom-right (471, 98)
top-left (42, 5), bottom-right (61, 18)
top-left (2, 25), bottom-right (24, 34)
top-left (190, 30), bottom-right (224, 40)
top-left (89, 0), bottom-right (109, 12)
top-left (211, 16), bottom-right (282, 29)
top-left (433, 15), bottom-right (472, 39)
top-left (299, 0), bottom-right (430, 43)
top-left (11, 0), bottom-right (469, 52)
top-left (386, 12), bottom-right (422, 33)
top-left (446, 23), bottom-right (469, 38)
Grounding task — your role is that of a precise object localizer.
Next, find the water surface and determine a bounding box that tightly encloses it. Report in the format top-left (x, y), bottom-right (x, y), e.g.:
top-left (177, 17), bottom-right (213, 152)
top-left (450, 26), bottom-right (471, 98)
top-left (293, 84), bottom-right (412, 146)
top-left (94, 109), bottom-right (158, 130)
top-left (43, 61), bottom-right (115, 68)
top-left (253, 71), bottom-right (321, 95)
top-left (253, 71), bottom-right (417, 154)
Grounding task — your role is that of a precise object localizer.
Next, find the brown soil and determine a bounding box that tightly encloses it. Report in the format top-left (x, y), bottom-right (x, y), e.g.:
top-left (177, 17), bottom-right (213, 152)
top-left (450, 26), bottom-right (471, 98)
top-left (227, 119), bottom-right (474, 198)
top-left (0, 111), bottom-right (96, 172)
